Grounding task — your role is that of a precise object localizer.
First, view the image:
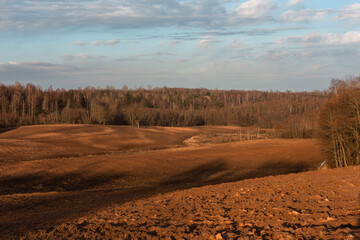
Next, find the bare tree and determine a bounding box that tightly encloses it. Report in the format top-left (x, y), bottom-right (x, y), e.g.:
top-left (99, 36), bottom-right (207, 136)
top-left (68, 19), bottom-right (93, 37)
top-left (318, 77), bottom-right (360, 168)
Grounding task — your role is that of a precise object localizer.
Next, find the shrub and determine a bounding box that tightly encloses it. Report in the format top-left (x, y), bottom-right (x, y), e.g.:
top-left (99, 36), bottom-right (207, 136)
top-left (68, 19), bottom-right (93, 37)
top-left (317, 77), bottom-right (360, 168)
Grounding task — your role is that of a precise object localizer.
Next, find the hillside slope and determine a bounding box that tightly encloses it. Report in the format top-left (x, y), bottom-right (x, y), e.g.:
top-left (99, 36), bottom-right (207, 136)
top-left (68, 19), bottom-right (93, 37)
top-left (18, 166), bottom-right (360, 239)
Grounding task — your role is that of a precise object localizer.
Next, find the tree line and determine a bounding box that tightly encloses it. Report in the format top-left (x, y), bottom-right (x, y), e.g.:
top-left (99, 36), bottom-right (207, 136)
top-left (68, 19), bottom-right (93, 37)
top-left (2, 80), bottom-right (359, 168)
top-left (0, 83), bottom-right (326, 134)
top-left (318, 77), bottom-right (360, 168)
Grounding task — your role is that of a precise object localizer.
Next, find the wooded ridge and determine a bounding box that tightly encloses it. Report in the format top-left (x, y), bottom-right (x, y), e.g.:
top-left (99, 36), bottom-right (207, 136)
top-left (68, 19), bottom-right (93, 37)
top-left (0, 83), bottom-right (327, 135)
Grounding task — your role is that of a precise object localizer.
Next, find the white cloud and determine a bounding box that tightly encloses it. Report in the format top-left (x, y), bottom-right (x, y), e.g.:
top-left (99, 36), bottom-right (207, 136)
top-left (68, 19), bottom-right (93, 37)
top-left (60, 54), bottom-right (106, 61)
top-left (0, 61), bottom-right (73, 74)
top-left (60, 54), bottom-right (91, 61)
top-left (236, 0), bottom-right (276, 18)
top-left (338, 3), bottom-right (360, 19)
top-left (338, 31), bottom-right (360, 44)
top-left (287, 0), bottom-right (305, 6)
top-left (0, 61), bottom-right (54, 68)
top-left (276, 31), bottom-right (360, 45)
top-left (9, 61), bottom-right (19, 65)
top-left (0, 0), bottom-right (232, 31)
top-left (92, 39), bottom-right (120, 46)
top-left (281, 9), bottom-right (328, 22)
top-left (96, 6), bottom-right (135, 18)
top-left (197, 35), bottom-right (216, 48)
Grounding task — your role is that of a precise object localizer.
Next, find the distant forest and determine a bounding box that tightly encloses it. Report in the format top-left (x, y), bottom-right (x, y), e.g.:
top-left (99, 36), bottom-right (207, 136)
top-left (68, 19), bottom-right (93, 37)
top-left (0, 83), bottom-right (327, 137)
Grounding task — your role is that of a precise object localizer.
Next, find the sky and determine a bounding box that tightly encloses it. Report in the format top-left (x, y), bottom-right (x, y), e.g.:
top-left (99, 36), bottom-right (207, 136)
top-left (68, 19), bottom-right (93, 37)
top-left (0, 0), bottom-right (359, 91)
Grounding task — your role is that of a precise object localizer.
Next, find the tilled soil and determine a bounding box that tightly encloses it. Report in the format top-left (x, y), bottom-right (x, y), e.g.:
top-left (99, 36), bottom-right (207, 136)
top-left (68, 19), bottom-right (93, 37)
top-left (19, 166), bottom-right (360, 240)
top-left (1, 137), bottom-right (326, 240)
top-left (1, 125), bottom-right (358, 239)
top-left (0, 125), bottom-right (200, 163)
top-left (0, 125), bottom-right (260, 163)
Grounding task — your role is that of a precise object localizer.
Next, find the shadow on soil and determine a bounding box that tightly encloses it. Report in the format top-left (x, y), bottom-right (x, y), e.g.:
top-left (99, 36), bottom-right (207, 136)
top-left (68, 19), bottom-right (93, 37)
top-left (0, 171), bottom-right (128, 195)
top-left (162, 159), bottom-right (310, 189)
top-left (0, 127), bottom-right (17, 134)
top-left (357, 193), bottom-right (360, 237)
top-left (0, 159), bottom-right (314, 239)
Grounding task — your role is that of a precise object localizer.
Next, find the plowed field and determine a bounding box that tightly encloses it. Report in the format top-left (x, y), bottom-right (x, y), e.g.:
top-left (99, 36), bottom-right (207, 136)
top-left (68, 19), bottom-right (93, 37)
top-left (0, 125), bottom-right (358, 239)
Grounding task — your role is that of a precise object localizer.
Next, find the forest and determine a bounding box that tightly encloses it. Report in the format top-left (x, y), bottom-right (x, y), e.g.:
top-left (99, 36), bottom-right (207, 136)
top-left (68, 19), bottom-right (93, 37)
top-left (1, 78), bottom-right (360, 168)
top-left (318, 77), bottom-right (360, 167)
top-left (0, 83), bottom-right (327, 137)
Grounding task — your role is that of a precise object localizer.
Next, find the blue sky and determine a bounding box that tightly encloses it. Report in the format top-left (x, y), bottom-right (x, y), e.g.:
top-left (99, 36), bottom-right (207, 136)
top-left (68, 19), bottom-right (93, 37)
top-left (0, 0), bottom-right (359, 91)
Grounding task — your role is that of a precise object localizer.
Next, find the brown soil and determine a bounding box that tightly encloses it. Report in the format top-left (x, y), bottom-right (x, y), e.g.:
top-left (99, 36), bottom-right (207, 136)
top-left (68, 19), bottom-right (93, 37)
top-left (0, 124), bottom-right (198, 163)
top-left (0, 125), bottom-right (358, 239)
top-left (0, 124), bottom-right (260, 163)
top-left (19, 166), bottom-right (360, 240)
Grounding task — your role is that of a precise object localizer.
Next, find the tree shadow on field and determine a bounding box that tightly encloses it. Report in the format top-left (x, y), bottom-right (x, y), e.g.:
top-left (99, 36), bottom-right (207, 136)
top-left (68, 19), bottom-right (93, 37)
top-left (356, 193), bottom-right (360, 238)
top-left (0, 127), bottom-right (17, 134)
top-left (161, 159), bottom-right (311, 191)
top-left (0, 158), bottom-right (313, 239)
top-left (0, 171), bottom-right (128, 196)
